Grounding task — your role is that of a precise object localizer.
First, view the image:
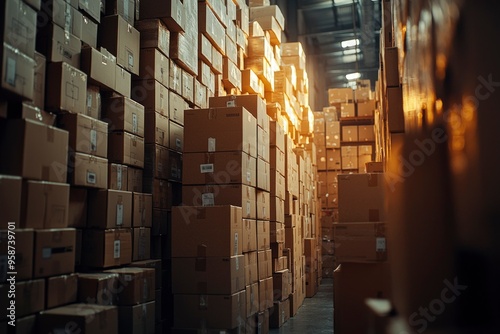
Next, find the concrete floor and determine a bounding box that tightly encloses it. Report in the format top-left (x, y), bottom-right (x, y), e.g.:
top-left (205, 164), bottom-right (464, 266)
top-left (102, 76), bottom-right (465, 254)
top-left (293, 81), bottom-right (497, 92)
top-left (270, 279), bottom-right (334, 334)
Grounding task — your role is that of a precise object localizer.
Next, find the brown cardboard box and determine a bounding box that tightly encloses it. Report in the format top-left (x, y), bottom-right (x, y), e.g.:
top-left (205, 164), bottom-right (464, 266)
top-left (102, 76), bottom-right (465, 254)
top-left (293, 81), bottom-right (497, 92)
top-left (270, 120), bottom-right (285, 152)
top-left (81, 14), bottom-right (98, 48)
top-left (2, 279), bottom-right (45, 319)
top-left (151, 209), bottom-right (168, 236)
top-left (357, 100), bottom-right (376, 117)
top-left (32, 51), bottom-right (46, 109)
top-left (138, 0), bottom-right (185, 33)
top-left (257, 249), bottom-right (272, 280)
top-left (194, 79), bottom-right (207, 108)
top-left (173, 291), bottom-right (246, 330)
top-left (358, 125), bottom-right (375, 142)
top-left (132, 80), bottom-right (169, 116)
top-left (169, 90), bottom-right (187, 125)
top-left (326, 149), bottom-right (341, 170)
top-left (9, 102), bottom-right (56, 127)
top-left (58, 113), bottom-right (108, 158)
top-left (21, 180), bottom-right (70, 229)
top-left (211, 46), bottom-right (223, 75)
top-left (184, 107), bottom-right (257, 158)
top-left (38, 304), bottom-right (118, 334)
top-left (127, 167), bottom-right (143, 192)
top-left (1, 0), bottom-right (36, 57)
top-left (78, 0), bottom-right (100, 23)
top-left (222, 57), bottom-right (242, 90)
top-left (1, 43), bottom-right (35, 100)
top-left (333, 222), bottom-right (387, 263)
top-left (104, 267), bottom-right (155, 305)
top-left (245, 251), bottom-right (259, 286)
top-left (342, 125), bottom-right (358, 142)
top-left (181, 70), bottom-right (194, 103)
top-left (128, 259), bottom-right (161, 292)
top-left (386, 86), bottom-right (405, 133)
top-left (144, 178), bottom-right (172, 209)
top-left (37, 23), bottom-right (81, 68)
top-left (384, 47), bottom-right (400, 87)
top-left (256, 190), bottom-right (270, 221)
top-left (169, 60), bottom-right (182, 94)
top-left (108, 164), bottom-right (128, 191)
top-left (270, 147), bottom-right (285, 177)
top-left (0, 229), bottom-right (33, 282)
top-left (269, 299), bottom-right (290, 328)
top-left (87, 189), bottom-right (133, 229)
top-left (108, 132), bottom-right (145, 168)
top-left (102, 96), bottom-right (145, 137)
top-left (33, 228), bottom-right (76, 278)
top-left (118, 301), bottom-right (155, 334)
top-left (258, 127), bottom-right (270, 163)
top-left (100, 15), bottom-right (140, 75)
top-left (248, 36), bottom-right (273, 63)
top-left (132, 227), bottom-right (151, 261)
top-left (86, 85), bottom-right (101, 119)
top-left (246, 282), bottom-right (259, 317)
top-left (270, 197), bottom-right (285, 225)
top-left (182, 184), bottom-right (257, 219)
top-left (0, 175), bottom-right (22, 230)
top-left (338, 173), bottom-right (385, 222)
top-left (169, 120), bottom-right (184, 152)
top-left (132, 193), bottom-right (152, 227)
top-left (82, 229), bottom-right (132, 268)
top-left (242, 69), bottom-right (260, 95)
top-left (5, 314), bottom-right (36, 333)
top-left (258, 276), bottom-right (273, 311)
top-left (134, 19), bottom-right (170, 57)
top-left (68, 187), bottom-right (87, 228)
top-left (139, 48), bottom-right (170, 88)
top-left (77, 272), bottom-right (118, 305)
top-left (80, 47), bottom-right (116, 90)
top-left (243, 219), bottom-right (258, 253)
top-left (171, 206), bottom-right (243, 257)
top-left (249, 5), bottom-right (284, 30)
top-left (245, 57), bottom-right (273, 91)
top-left (366, 161), bottom-right (383, 173)
top-left (328, 88), bottom-right (354, 104)
top-left (199, 33), bottom-right (212, 66)
top-left (198, 2), bottom-right (225, 53)
top-left (106, 0), bottom-right (135, 25)
top-left (69, 153), bottom-right (108, 189)
top-left (144, 111), bottom-right (169, 147)
top-left (257, 220), bottom-right (270, 251)
top-left (46, 62), bottom-right (87, 114)
top-left (182, 151), bottom-right (257, 187)
top-left (115, 65), bottom-right (132, 98)
top-left (172, 255), bottom-right (245, 294)
top-left (270, 169), bottom-right (286, 200)
top-left (144, 144), bottom-right (169, 180)
top-left (273, 270), bottom-right (290, 302)
top-left (46, 273), bottom-right (78, 309)
top-left (270, 222), bottom-right (285, 244)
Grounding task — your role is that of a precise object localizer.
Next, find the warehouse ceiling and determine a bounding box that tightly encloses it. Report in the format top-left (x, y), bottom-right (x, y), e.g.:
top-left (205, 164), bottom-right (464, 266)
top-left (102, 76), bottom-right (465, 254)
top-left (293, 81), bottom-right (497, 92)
top-left (296, 0), bottom-right (382, 89)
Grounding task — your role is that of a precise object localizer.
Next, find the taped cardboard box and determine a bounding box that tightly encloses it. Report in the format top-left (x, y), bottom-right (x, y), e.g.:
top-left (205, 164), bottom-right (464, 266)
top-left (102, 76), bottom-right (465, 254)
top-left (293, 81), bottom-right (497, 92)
top-left (144, 111), bottom-right (168, 147)
top-left (258, 276), bottom-right (273, 311)
top-left (108, 132), bottom-right (145, 168)
top-left (257, 249), bottom-right (272, 280)
top-left (2, 279), bottom-right (45, 319)
top-left (108, 163), bottom-right (128, 191)
top-left (198, 33), bottom-right (212, 64)
top-left (58, 113), bottom-right (108, 158)
top-left (118, 301), bottom-right (155, 334)
top-left (333, 222), bottom-right (387, 263)
top-left (0, 229), bottom-right (33, 282)
top-left (338, 173), bottom-right (385, 222)
top-left (0, 175), bottom-right (22, 230)
top-left (128, 259), bottom-right (162, 291)
top-left (77, 272), bottom-right (118, 305)
top-left (32, 51), bottom-right (46, 109)
top-left (135, 19), bottom-right (170, 57)
top-left (78, 0), bottom-right (100, 22)
top-left (139, 48), bottom-right (170, 88)
top-left (132, 227), bottom-right (151, 261)
top-left (357, 100), bottom-right (376, 117)
top-left (86, 85), bottom-right (101, 119)
top-left (144, 144), bottom-right (169, 180)
top-left (243, 219), bottom-right (258, 253)
top-left (194, 79), bottom-right (208, 108)
top-left (69, 152), bottom-right (108, 189)
top-left (115, 65), bottom-right (132, 98)
top-left (102, 96), bottom-right (145, 137)
top-left (46, 62), bottom-right (87, 114)
top-left (81, 14), bottom-right (98, 48)
top-left (104, 267), bottom-right (155, 305)
top-left (132, 80), bottom-right (169, 116)
top-left (46, 273), bottom-right (78, 309)
top-left (68, 187), bottom-right (87, 228)
top-left (169, 60), bottom-right (182, 95)
top-left (269, 299), bottom-right (290, 328)
top-left (169, 90), bottom-right (187, 125)
top-left (37, 23), bottom-right (81, 68)
top-left (80, 47), bottom-right (116, 91)
top-left (242, 69), bottom-right (260, 95)
top-left (87, 189), bottom-right (133, 229)
top-left (257, 220), bottom-right (270, 251)
top-left (82, 228), bottom-right (132, 268)
top-left (41, 0), bottom-right (81, 39)
top-left (198, 2), bottom-right (225, 53)
top-left (127, 167), bottom-right (143, 192)
top-left (132, 193), bottom-right (152, 228)
top-left (245, 282), bottom-right (259, 317)
top-left (34, 228), bottom-right (76, 278)
top-left (256, 189), bottom-right (270, 220)
top-left (1, 0), bottom-right (36, 57)
top-left (171, 205), bottom-right (242, 257)
top-left (170, 31), bottom-right (198, 77)
top-left (105, 0), bottom-right (135, 25)
top-left (249, 5), bottom-right (284, 30)
top-left (139, 0), bottom-right (185, 33)
top-left (1, 43), bottom-right (35, 100)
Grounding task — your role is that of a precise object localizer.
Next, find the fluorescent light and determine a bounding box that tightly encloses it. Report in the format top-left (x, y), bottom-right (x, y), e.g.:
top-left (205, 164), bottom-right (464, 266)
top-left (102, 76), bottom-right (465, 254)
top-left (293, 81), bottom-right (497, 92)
top-left (341, 39), bottom-right (360, 48)
top-left (346, 72), bottom-right (361, 80)
top-left (343, 48), bottom-right (360, 55)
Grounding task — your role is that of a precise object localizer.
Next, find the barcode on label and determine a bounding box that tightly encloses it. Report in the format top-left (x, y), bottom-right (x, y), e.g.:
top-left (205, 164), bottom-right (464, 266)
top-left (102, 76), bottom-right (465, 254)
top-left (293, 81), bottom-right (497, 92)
top-left (128, 53), bottom-right (134, 67)
top-left (116, 204), bottom-right (124, 226)
top-left (87, 172), bottom-right (96, 184)
top-left (90, 129), bottom-right (97, 152)
top-left (201, 193), bottom-right (215, 206)
top-left (376, 237), bottom-right (386, 252)
top-left (200, 164), bottom-right (214, 173)
top-left (114, 240), bottom-right (121, 259)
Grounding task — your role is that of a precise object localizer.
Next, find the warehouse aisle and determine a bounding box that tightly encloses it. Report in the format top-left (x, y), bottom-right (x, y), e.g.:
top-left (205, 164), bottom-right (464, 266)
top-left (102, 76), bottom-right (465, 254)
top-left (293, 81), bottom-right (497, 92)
top-left (270, 279), bottom-right (334, 334)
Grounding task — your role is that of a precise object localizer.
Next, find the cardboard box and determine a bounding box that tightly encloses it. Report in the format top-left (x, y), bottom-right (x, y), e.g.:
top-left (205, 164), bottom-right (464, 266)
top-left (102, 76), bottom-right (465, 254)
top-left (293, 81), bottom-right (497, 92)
top-left (6, 102), bottom-right (56, 127)
top-left (132, 227), bottom-right (151, 261)
top-left (151, 209), bottom-right (168, 236)
top-left (325, 118), bottom-right (340, 148)
top-left (182, 184), bottom-right (257, 219)
top-left (270, 169), bottom-right (286, 201)
top-left (31, 51), bottom-right (46, 109)
top-left (169, 60), bottom-right (182, 95)
top-left (338, 173), bottom-right (385, 222)
top-left (108, 132), bottom-right (145, 168)
top-left (246, 282), bottom-right (259, 317)
top-left (0, 119), bottom-right (68, 182)
top-left (270, 222), bottom-right (285, 244)
top-left (358, 125), bottom-right (375, 142)
top-left (256, 190), bottom-right (270, 221)
top-left (328, 88), bottom-right (354, 104)
top-left (242, 69), bottom-right (260, 95)
top-left (182, 151), bottom-right (257, 186)
top-left (244, 57), bottom-right (273, 91)
top-left (169, 90), bottom-right (187, 125)
top-left (173, 291), bottom-right (246, 330)
top-left (171, 206), bottom-right (243, 257)
top-left (139, 48), bottom-right (170, 88)
top-left (106, 0), bottom-right (135, 25)
top-left (144, 111), bottom-right (169, 147)
top-left (245, 251), bottom-right (259, 286)
top-left (46, 273), bottom-right (78, 309)
top-left (46, 62), bottom-right (87, 114)
top-left (270, 147), bottom-right (285, 178)
top-left (118, 301), bottom-right (155, 334)
top-left (80, 47), bottom-right (116, 90)
top-left (386, 86), bottom-right (405, 133)
top-left (198, 33), bottom-right (212, 64)
top-left (222, 57), bottom-right (242, 90)
top-left (194, 79), bottom-right (207, 108)
top-left (81, 14), bottom-right (98, 48)
top-left (132, 80), bottom-right (169, 116)
top-left (1, 43), bottom-right (35, 100)
top-left (334, 222), bottom-right (387, 263)
top-left (127, 167), bottom-right (143, 192)
top-left (366, 161), bottom-right (383, 173)
top-left (258, 277), bottom-right (273, 311)
top-left (102, 96), bottom-right (145, 137)
top-left (0, 229), bottom-right (33, 282)
top-left (2, 279), bottom-right (44, 319)
top-left (184, 107), bottom-right (257, 158)
top-left (169, 120), bottom-right (184, 152)
top-left (87, 189), bottom-right (133, 229)
top-left (21, 180), bottom-right (69, 229)
top-left (108, 164), bottom-right (128, 191)
top-left (78, 0), bottom-right (100, 22)
top-left (257, 249), bottom-right (272, 280)
top-left (211, 46), bottom-right (223, 75)
top-left (357, 100), bottom-right (376, 117)
top-left (0, 175), bottom-right (22, 230)
top-left (132, 193), bottom-right (152, 228)
top-left (198, 2), bottom-right (225, 53)
top-left (69, 153), bottom-right (108, 188)
top-left (273, 270), bottom-right (290, 302)
top-left (139, 0), bottom-right (185, 33)
top-left (100, 15), bottom-right (140, 75)
top-left (4, 314), bottom-right (36, 333)
top-left (38, 304), bottom-right (118, 334)
top-left (144, 144), bottom-right (169, 180)
top-left (249, 5), bottom-right (284, 30)
top-left (82, 229), bottom-right (132, 268)
top-left (342, 125), bottom-right (358, 142)
top-left (37, 23), bottom-right (81, 68)
top-left (384, 47), bottom-right (399, 87)
top-left (143, 178), bottom-right (173, 209)
top-left (86, 85), bottom-right (101, 119)
top-left (33, 228), bottom-right (75, 278)
top-left (58, 113), bottom-right (108, 158)
top-left (67, 187), bottom-right (87, 228)
top-left (270, 120), bottom-right (285, 152)
top-left (181, 70), bottom-right (194, 103)
top-left (269, 299), bottom-right (290, 328)
top-left (257, 221), bottom-right (270, 251)
top-left (41, 1), bottom-right (82, 40)
top-left (340, 103), bottom-right (355, 118)
top-left (115, 65), bottom-right (132, 98)
top-left (172, 255), bottom-right (245, 294)
top-left (1, 0), bottom-right (36, 57)
top-left (134, 19), bottom-right (170, 57)
top-left (77, 272), bottom-right (118, 305)
top-left (104, 267), bottom-right (155, 305)
top-left (243, 219), bottom-right (258, 253)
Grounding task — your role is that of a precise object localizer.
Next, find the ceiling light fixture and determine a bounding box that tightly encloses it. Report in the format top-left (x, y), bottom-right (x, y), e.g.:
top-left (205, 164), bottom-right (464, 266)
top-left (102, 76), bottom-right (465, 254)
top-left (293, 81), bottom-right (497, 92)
top-left (341, 39), bottom-right (360, 48)
top-left (346, 72), bottom-right (361, 80)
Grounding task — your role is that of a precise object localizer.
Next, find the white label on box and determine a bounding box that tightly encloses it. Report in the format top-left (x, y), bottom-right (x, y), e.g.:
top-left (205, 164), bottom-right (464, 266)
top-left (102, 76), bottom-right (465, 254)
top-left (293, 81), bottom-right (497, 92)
top-left (226, 100), bottom-right (236, 107)
top-left (114, 240), bottom-right (121, 259)
top-left (128, 53), bottom-right (134, 68)
top-left (235, 256), bottom-right (239, 270)
top-left (90, 129), bottom-right (97, 152)
top-left (87, 171), bottom-right (96, 184)
top-left (116, 204), bottom-right (124, 225)
top-left (208, 138), bottom-right (216, 152)
top-left (246, 171), bottom-right (251, 182)
top-left (42, 247), bottom-right (52, 259)
top-left (117, 167), bottom-right (123, 190)
top-left (201, 193), bottom-right (215, 206)
top-left (376, 237), bottom-right (386, 252)
top-left (246, 202), bottom-right (251, 216)
top-left (132, 113), bottom-right (138, 133)
top-left (200, 164), bottom-right (214, 173)
top-left (87, 94), bottom-right (92, 107)
top-left (6, 57), bottom-right (16, 86)
top-left (234, 232), bottom-right (238, 255)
